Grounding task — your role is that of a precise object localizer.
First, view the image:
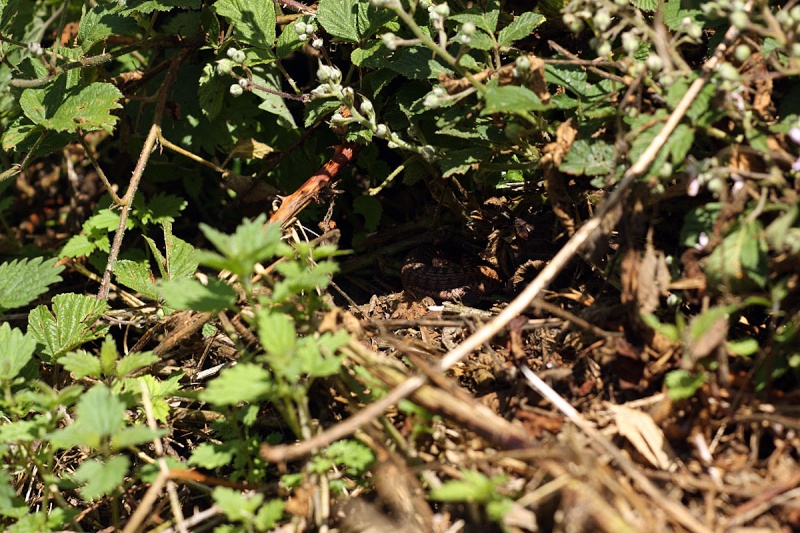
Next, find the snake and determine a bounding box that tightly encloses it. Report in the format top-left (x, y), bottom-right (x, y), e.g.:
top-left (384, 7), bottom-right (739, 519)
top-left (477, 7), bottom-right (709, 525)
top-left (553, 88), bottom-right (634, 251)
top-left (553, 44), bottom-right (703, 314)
top-left (400, 246), bottom-right (503, 302)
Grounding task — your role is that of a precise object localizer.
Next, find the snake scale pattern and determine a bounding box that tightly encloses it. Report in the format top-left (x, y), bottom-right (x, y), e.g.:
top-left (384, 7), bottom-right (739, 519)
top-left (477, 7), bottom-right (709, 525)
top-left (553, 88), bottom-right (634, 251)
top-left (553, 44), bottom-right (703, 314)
top-left (400, 246), bottom-right (503, 301)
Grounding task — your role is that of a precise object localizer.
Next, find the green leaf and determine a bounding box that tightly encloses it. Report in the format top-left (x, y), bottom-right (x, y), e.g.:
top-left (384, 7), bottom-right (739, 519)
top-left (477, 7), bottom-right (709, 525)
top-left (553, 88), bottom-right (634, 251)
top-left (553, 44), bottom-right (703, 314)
top-left (138, 374), bottom-right (183, 423)
top-left (317, 0), bottom-right (360, 43)
top-left (324, 439), bottom-right (375, 475)
top-left (189, 442), bottom-right (236, 469)
top-left (450, 8), bottom-right (499, 35)
top-left (115, 260), bottom-right (160, 300)
top-left (99, 335), bottom-right (117, 376)
top-left (0, 257), bottom-right (63, 313)
top-left (78, 3), bottom-right (139, 50)
top-left (727, 338), bottom-right (760, 357)
top-left (134, 192), bottom-right (188, 225)
top-left (214, 0), bottom-right (275, 48)
top-left (706, 220), bottom-right (768, 291)
top-left (111, 426), bottom-right (166, 450)
top-left (27, 293), bottom-right (109, 360)
top-left (73, 455), bottom-right (129, 501)
top-left (122, 0), bottom-right (201, 13)
top-left (159, 277), bottom-right (237, 312)
top-left (213, 486), bottom-right (264, 523)
top-left (252, 68), bottom-right (297, 128)
top-left (21, 82), bottom-right (123, 134)
top-left (430, 470), bottom-right (496, 502)
top-left (272, 260), bottom-right (339, 302)
top-left (560, 139), bottom-right (615, 177)
top-left (48, 384), bottom-right (125, 449)
top-left (497, 12), bottom-right (545, 47)
top-left (256, 311), bottom-right (296, 359)
top-left (482, 86), bottom-right (548, 115)
top-left (0, 323), bottom-right (36, 381)
top-left (664, 369), bottom-right (706, 400)
top-left (199, 363), bottom-right (273, 405)
top-left (116, 351), bottom-right (158, 377)
top-left (255, 499), bottom-right (285, 530)
top-left (197, 215), bottom-right (291, 282)
top-left (276, 16), bottom-right (315, 58)
top-left (60, 350), bottom-right (102, 379)
top-left (60, 234), bottom-right (98, 258)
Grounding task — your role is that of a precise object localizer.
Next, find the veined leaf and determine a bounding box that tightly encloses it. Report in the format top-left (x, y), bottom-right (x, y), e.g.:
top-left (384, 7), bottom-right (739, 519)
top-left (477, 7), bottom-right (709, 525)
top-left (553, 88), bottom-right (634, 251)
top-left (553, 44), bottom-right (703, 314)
top-left (0, 257), bottom-right (64, 312)
top-left (199, 363), bottom-right (273, 405)
top-left (317, 0), bottom-right (361, 43)
top-left (497, 12), bottom-right (545, 47)
top-left (73, 456), bottom-right (129, 501)
top-left (482, 86), bottom-right (548, 115)
top-left (0, 323), bottom-right (36, 381)
top-left (214, 0), bottom-right (275, 48)
top-left (20, 82), bottom-right (123, 134)
top-left (28, 293), bottom-right (109, 360)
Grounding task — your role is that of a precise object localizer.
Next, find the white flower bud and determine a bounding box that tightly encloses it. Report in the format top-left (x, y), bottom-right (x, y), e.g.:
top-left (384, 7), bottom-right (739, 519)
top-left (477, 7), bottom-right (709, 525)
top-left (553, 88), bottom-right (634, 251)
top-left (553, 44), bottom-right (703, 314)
top-left (229, 84), bottom-right (244, 96)
top-left (462, 22), bottom-right (476, 37)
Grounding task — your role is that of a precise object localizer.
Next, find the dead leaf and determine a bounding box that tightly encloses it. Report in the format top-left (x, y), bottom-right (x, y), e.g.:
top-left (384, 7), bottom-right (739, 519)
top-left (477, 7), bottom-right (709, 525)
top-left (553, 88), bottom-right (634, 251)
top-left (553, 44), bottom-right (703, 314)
top-left (609, 404), bottom-right (677, 471)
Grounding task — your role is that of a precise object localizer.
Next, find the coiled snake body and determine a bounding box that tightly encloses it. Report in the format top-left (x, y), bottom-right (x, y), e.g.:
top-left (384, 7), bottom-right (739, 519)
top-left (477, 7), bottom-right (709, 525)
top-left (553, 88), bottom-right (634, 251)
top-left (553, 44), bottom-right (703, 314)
top-left (400, 246), bottom-right (503, 301)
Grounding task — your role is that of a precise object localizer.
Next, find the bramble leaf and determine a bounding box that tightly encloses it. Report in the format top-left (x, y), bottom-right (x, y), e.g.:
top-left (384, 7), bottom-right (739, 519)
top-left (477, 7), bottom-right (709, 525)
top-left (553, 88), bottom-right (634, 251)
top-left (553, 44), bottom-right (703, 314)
top-left (497, 12), bottom-right (545, 47)
top-left (318, 0), bottom-right (361, 43)
top-left (214, 0), bottom-right (275, 48)
top-left (482, 86), bottom-right (548, 115)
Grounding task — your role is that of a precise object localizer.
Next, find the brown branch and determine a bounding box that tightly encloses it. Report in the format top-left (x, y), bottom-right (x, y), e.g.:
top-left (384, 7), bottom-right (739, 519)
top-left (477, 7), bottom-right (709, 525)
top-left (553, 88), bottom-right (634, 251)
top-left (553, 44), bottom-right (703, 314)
top-left (97, 47), bottom-right (192, 299)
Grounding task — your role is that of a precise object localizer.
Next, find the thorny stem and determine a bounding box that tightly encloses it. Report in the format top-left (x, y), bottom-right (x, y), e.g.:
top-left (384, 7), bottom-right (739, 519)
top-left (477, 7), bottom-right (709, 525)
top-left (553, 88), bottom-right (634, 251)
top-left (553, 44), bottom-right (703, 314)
top-left (97, 48), bottom-right (192, 299)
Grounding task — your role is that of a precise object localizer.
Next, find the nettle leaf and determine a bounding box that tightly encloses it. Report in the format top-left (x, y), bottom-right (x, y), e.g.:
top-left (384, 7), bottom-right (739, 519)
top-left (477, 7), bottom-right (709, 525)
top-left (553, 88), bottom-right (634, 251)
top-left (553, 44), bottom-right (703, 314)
top-left (60, 350), bottom-right (102, 379)
top-left (272, 260), bottom-right (339, 302)
top-left (214, 0), bottom-right (275, 48)
top-left (111, 426), bottom-right (166, 450)
top-left (560, 139), bottom-right (616, 177)
top-left (497, 11), bottom-right (545, 47)
top-left (159, 277), bottom-right (237, 312)
top-left (0, 323), bottom-right (36, 381)
top-left (482, 86), bottom-right (548, 115)
top-left (116, 351), bottom-right (159, 377)
top-left (27, 293), bottom-right (109, 360)
top-left (73, 455), bottom-right (129, 501)
top-left (48, 384), bottom-right (125, 449)
top-left (199, 363), bottom-right (273, 405)
top-left (317, 0), bottom-right (360, 43)
top-left (214, 486), bottom-right (265, 523)
top-left (0, 257), bottom-right (64, 313)
top-left (138, 373), bottom-right (183, 423)
top-left (256, 311), bottom-right (296, 359)
top-left (255, 499), bottom-right (285, 530)
top-left (189, 442), bottom-right (236, 469)
top-left (197, 216), bottom-right (291, 281)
